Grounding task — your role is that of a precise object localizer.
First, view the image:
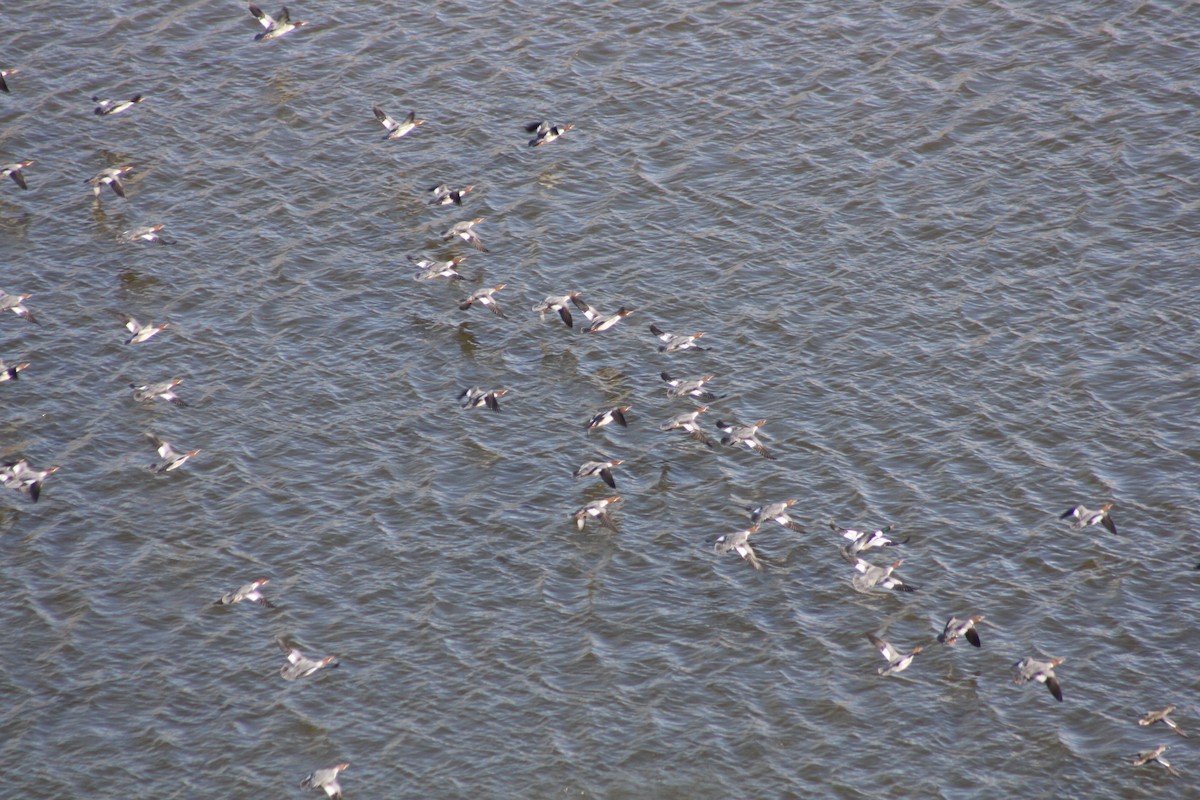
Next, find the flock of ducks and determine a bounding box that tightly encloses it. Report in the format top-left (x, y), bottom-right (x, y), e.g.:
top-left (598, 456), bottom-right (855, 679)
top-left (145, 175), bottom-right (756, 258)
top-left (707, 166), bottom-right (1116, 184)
top-left (0, 4), bottom-right (1187, 792)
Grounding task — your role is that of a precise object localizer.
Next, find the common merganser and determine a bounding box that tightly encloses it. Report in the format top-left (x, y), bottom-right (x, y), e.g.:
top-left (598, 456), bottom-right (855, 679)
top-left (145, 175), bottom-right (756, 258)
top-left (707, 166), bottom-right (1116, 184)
top-left (373, 106), bottom-right (425, 139)
top-left (92, 94), bottom-right (144, 116)
top-left (278, 638), bottom-right (339, 681)
top-left (586, 405), bottom-right (631, 433)
top-left (0, 68), bottom-right (17, 93)
top-left (748, 500), bottom-right (804, 532)
top-left (715, 419), bottom-right (775, 460)
top-left (0, 359), bottom-right (30, 382)
top-left (1140, 706), bottom-right (1188, 737)
top-left (1060, 503), bottom-right (1117, 535)
top-left (831, 522), bottom-right (908, 555)
top-left (573, 457), bottom-right (624, 489)
top-left (866, 633), bottom-right (922, 676)
top-left (525, 120), bottom-right (574, 147)
top-left (659, 406), bottom-right (715, 448)
top-left (660, 372), bottom-right (718, 401)
top-left (459, 386), bottom-right (508, 411)
top-left (1, 160), bottom-right (33, 190)
top-left (850, 557), bottom-right (916, 593)
top-left (428, 183), bottom-right (475, 206)
top-left (534, 292), bottom-right (583, 328)
top-left (1013, 656), bottom-right (1065, 702)
top-left (409, 255), bottom-right (466, 281)
top-left (249, 4), bottom-right (309, 40)
top-left (459, 284), bottom-right (506, 317)
top-left (0, 290), bottom-right (38, 324)
top-left (119, 224), bottom-right (170, 244)
top-left (301, 763), bottom-right (350, 798)
top-left (121, 315), bottom-right (168, 344)
top-left (573, 495), bottom-right (621, 532)
top-left (85, 165), bottom-right (133, 199)
top-left (1132, 745), bottom-right (1180, 777)
top-left (714, 525), bottom-right (762, 571)
top-left (131, 379), bottom-right (187, 406)
top-left (938, 615), bottom-right (984, 647)
top-left (0, 458), bottom-right (59, 503)
top-left (147, 434), bottom-right (199, 473)
top-left (648, 324), bottom-right (707, 353)
top-left (442, 217), bottom-right (488, 252)
top-left (571, 297), bottom-right (632, 332)
top-left (215, 578), bottom-right (274, 607)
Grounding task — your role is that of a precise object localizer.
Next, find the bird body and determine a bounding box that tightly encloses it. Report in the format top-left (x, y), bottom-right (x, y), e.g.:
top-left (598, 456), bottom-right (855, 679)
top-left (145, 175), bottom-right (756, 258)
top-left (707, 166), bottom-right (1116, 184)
top-left (648, 324), bottom-right (707, 352)
top-left (0, 290), bottom-right (38, 324)
top-left (715, 418), bottom-right (774, 460)
top-left (0, 458), bottom-right (60, 503)
top-left (442, 217), bottom-right (488, 252)
top-left (660, 406), bottom-right (715, 448)
top-left (574, 495), bottom-right (621, 532)
top-left (250, 4), bottom-right (309, 40)
top-left (216, 579), bottom-right (274, 607)
top-left (93, 94), bottom-right (144, 116)
top-left (526, 120), bottom-right (574, 147)
top-left (373, 106), bottom-right (425, 139)
top-left (938, 615), bottom-right (984, 647)
top-left (1013, 656), bottom-right (1065, 702)
top-left (1060, 503), bottom-right (1117, 535)
top-left (586, 405), bottom-right (631, 432)
top-left (573, 458), bottom-right (624, 489)
top-left (301, 763), bottom-right (350, 798)
top-left (850, 557), bottom-right (916, 593)
top-left (147, 435), bottom-right (199, 473)
top-left (1, 160), bottom-right (33, 190)
top-left (428, 183), bottom-right (474, 205)
top-left (459, 284), bottom-right (506, 317)
top-left (867, 633), bottom-right (923, 676)
top-left (714, 525), bottom-right (763, 570)
top-left (121, 315), bottom-right (168, 344)
top-left (86, 165), bottom-right (134, 198)
top-left (278, 638), bottom-right (338, 681)
top-left (131, 379), bottom-right (187, 406)
top-left (459, 386), bottom-right (508, 411)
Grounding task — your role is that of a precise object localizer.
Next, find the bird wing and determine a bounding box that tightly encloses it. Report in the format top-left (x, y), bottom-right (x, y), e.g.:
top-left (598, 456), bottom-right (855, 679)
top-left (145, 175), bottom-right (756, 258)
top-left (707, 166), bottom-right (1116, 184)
top-left (373, 106), bottom-right (397, 131)
top-left (867, 634), bottom-right (898, 662)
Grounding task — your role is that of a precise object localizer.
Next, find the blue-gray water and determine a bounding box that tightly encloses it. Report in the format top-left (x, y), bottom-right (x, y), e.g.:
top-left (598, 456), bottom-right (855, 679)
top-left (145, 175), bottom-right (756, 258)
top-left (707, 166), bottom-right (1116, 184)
top-left (2, 1), bottom-right (1198, 797)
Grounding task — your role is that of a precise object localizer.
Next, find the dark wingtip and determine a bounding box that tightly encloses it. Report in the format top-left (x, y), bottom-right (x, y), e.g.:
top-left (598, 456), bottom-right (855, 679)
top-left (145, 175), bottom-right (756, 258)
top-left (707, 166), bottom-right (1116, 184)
top-left (966, 629), bottom-right (981, 648)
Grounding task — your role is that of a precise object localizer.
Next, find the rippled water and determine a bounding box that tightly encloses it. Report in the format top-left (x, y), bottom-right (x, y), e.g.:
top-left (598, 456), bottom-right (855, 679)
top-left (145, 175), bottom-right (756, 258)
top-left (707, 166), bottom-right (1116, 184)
top-left (3, 0), bottom-right (1198, 797)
